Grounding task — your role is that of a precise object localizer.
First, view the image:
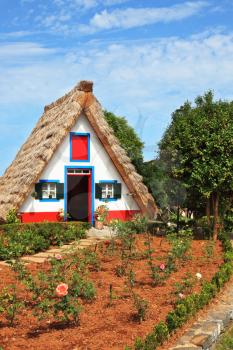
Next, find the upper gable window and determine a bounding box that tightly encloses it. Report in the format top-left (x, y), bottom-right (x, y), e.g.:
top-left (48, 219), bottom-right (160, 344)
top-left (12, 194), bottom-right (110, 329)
top-left (70, 133), bottom-right (90, 162)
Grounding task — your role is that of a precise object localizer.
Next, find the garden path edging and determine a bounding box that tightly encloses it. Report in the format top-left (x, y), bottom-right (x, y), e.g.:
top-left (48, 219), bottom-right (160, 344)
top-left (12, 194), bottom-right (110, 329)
top-left (169, 279), bottom-right (233, 350)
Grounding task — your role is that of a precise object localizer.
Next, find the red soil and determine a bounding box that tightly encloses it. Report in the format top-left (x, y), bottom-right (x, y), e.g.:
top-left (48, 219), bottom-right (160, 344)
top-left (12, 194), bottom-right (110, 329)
top-left (0, 236), bottom-right (223, 350)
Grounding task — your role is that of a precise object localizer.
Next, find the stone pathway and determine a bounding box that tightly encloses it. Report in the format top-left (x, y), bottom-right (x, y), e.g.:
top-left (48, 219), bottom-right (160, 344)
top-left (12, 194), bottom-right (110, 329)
top-left (169, 280), bottom-right (233, 350)
top-left (0, 226), bottom-right (110, 265)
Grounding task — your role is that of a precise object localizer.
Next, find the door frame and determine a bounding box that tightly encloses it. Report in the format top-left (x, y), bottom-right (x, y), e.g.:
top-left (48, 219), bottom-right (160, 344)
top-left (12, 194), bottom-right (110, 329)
top-left (64, 165), bottom-right (95, 225)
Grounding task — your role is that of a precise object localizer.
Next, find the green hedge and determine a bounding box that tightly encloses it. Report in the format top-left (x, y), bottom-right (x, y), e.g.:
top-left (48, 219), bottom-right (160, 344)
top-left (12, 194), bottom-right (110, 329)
top-left (0, 222), bottom-right (90, 260)
top-left (125, 231), bottom-right (233, 350)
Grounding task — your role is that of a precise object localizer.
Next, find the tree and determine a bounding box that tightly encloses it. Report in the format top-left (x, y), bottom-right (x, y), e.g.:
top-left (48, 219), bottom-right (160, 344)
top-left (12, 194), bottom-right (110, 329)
top-left (104, 110), bottom-right (144, 173)
top-left (159, 91), bottom-right (233, 239)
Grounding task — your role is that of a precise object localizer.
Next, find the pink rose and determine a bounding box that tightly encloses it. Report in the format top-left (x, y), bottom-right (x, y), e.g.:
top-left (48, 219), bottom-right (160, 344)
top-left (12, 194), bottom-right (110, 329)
top-left (56, 283), bottom-right (68, 297)
top-left (160, 263), bottom-right (165, 270)
top-left (55, 254), bottom-right (62, 260)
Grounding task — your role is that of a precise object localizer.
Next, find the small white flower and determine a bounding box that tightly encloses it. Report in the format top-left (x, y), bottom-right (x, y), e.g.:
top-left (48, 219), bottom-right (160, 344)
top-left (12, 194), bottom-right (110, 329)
top-left (178, 293), bottom-right (185, 299)
top-left (167, 222), bottom-right (171, 227)
top-left (196, 272), bottom-right (202, 280)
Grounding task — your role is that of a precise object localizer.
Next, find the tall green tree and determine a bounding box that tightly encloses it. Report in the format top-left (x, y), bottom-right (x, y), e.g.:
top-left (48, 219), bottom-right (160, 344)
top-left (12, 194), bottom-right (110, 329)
top-left (159, 91), bottom-right (233, 239)
top-left (104, 110), bottom-right (144, 173)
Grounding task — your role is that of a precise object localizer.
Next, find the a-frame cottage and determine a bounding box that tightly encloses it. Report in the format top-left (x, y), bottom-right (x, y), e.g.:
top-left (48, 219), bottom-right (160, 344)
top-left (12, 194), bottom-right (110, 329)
top-left (0, 81), bottom-right (157, 224)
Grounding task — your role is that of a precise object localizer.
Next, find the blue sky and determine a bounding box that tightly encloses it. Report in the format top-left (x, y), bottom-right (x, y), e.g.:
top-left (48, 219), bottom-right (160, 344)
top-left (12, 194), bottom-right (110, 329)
top-left (0, 0), bottom-right (233, 175)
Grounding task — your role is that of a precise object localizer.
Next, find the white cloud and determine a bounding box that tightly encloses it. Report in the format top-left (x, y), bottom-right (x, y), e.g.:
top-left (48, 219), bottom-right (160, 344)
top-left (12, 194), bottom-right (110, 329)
top-left (0, 42), bottom-right (57, 59)
top-left (0, 31), bottom-right (37, 39)
top-left (1, 29), bottom-right (233, 163)
top-left (79, 1), bottom-right (208, 33)
top-left (53, 0), bottom-right (129, 9)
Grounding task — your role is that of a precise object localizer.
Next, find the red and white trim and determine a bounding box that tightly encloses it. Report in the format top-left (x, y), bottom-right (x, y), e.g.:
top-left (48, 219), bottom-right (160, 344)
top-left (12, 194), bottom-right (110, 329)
top-left (20, 210), bottom-right (141, 223)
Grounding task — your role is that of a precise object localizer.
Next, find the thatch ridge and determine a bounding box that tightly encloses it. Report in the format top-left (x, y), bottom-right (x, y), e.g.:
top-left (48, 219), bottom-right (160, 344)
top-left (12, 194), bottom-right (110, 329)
top-left (0, 81), bottom-right (157, 220)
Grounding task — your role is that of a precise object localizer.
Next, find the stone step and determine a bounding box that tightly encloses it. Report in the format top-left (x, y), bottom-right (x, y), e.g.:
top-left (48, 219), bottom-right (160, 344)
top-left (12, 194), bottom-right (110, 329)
top-left (21, 256), bottom-right (47, 263)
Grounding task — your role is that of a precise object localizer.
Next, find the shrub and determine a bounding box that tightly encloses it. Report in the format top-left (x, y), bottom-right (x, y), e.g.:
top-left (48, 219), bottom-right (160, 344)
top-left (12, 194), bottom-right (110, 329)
top-left (6, 208), bottom-right (20, 224)
top-left (131, 214), bottom-right (148, 234)
top-left (0, 285), bottom-right (24, 326)
top-left (134, 337), bottom-right (144, 350)
top-left (153, 321), bottom-right (169, 344)
top-left (167, 229), bottom-right (193, 261)
top-left (143, 321), bottom-right (169, 349)
top-left (132, 292), bottom-right (149, 323)
top-left (0, 222), bottom-right (89, 260)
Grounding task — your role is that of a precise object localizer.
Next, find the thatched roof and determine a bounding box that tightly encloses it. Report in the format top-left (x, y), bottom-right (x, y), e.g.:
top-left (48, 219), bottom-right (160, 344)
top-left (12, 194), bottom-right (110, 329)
top-left (0, 81), bottom-right (157, 221)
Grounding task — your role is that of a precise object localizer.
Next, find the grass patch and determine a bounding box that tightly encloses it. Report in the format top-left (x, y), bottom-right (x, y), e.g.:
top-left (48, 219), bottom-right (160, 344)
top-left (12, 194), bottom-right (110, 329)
top-left (215, 324), bottom-right (233, 350)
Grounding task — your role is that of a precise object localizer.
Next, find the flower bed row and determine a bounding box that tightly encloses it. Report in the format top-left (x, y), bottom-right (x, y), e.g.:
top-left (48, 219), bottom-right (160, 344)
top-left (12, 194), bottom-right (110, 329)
top-left (124, 232), bottom-right (233, 350)
top-left (0, 222), bottom-right (90, 260)
top-left (0, 221), bottom-right (225, 350)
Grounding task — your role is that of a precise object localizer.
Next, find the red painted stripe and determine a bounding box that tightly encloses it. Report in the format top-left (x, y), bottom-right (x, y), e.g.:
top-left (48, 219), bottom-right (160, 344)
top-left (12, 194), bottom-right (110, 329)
top-left (20, 210), bottom-right (141, 223)
top-left (20, 212), bottom-right (61, 223)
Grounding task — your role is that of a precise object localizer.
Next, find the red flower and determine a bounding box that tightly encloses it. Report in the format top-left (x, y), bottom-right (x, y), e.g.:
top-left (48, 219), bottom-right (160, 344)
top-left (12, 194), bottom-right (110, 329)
top-left (104, 240), bottom-right (110, 246)
top-left (56, 283), bottom-right (68, 297)
top-left (159, 263), bottom-right (165, 270)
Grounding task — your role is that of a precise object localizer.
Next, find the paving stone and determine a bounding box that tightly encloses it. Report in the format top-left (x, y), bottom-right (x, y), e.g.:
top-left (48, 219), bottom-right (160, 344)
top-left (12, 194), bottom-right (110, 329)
top-left (191, 333), bottom-right (213, 349)
top-left (21, 256), bottom-right (47, 263)
top-left (171, 345), bottom-right (202, 350)
top-left (46, 248), bottom-right (64, 253)
top-left (207, 312), bottom-right (231, 328)
top-left (32, 252), bottom-right (54, 258)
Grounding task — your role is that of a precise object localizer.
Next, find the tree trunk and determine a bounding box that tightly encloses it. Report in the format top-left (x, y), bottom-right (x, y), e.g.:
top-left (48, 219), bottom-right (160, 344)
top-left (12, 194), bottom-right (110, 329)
top-left (206, 197), bottom-right (211, 227)
top-left (213, 192), bottom-right (219, 241)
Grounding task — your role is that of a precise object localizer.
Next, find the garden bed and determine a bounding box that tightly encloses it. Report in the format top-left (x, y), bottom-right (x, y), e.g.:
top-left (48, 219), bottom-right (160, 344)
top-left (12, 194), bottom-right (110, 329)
top-left (0, 233), bottom-right (224, 350)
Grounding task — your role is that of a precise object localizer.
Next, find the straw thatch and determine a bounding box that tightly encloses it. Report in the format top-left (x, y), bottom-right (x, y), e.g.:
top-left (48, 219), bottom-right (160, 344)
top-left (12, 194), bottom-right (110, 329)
top-left (0, 81), bottom-right (157, 221)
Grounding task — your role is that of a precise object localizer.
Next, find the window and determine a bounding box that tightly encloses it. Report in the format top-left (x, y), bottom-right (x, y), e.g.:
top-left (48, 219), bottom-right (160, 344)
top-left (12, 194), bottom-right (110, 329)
top-left (42, 183), bottom-right (56, 199)
top-left (70, 133), bottom-right (90, 162)
top-left (95, 181), bottom-right (121, 201)
top-left (34, 181), bottom-right (64, 201)
top-left (101, 183), bottom-right (114, 199)
top-left (67, 169), bottom-right (91, 174)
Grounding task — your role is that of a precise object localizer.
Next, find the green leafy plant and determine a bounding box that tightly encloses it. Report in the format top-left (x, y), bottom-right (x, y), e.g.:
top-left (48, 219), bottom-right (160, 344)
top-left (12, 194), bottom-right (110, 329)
top-left (10, 249), bottom-right (96, 326)
top-left (173, 272), bottom-right (194, 296)
top-left (132, 292), bottom-right (149, 323)
top-left (0, 222), bottom-right (88, 260)
top-left (167, 229), bottom-right (193, 262)
top-left (131, 214), bottom-right (148, 234)
top-left (144, 232), bottom-right (166, 286)
top-left (203, 240), bottom-right (215, 260)
top-left (6, 208), bottom-right (20, 224)
top-left (113, 220), bottom-right (137, 276)
top-left (128, 269), bottom-right (135, 288)
top-left (0, 285), bottom-right (24, 326)
top-left (95, 205), bottom-right (109, 222)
